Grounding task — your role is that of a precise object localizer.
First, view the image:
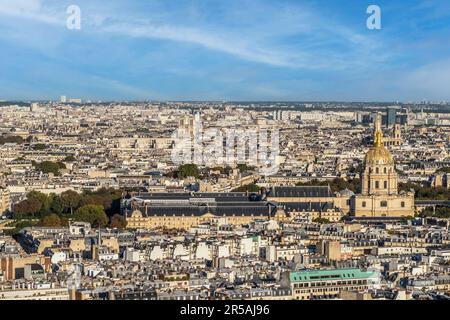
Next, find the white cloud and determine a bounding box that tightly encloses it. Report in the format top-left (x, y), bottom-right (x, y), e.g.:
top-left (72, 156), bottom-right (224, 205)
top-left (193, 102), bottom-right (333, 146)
top-left (100, 22), bottom-right (296, 67)
top-left (0, 0), bottom-right (62, 25)
top-left (0, 0), bottom-right (390, 70)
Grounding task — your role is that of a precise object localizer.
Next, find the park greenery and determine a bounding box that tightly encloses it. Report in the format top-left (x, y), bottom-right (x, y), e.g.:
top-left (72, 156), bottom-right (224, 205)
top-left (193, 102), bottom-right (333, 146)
top-left (168, 164), bottom-right (257, 180)
top-left (74, 205), bottom-right (108, 228)
top-left (232, 184), bottom-right (261, 193)
top-left (399, 182), bottom-right (450, 200)
top-left (12, 188), bottom-right (126, 230)
top-left (419, 206), bottom-right (450, 219)
top-left (313, 218), bottom-right (331, 224)
top-left (32, 161), bottom-right (66, 175)
top-left (437, 167), bottom-right (450, 174)
top-left (175, 164), bottom-right (200, 179)
top-left (63, 155), bottom-right (76, 162)
top-left (296, 178), bottom-right (361, 194)
top-left (32, 143), bottom-right (48, 150)
top-left (0, 135), bottom-right (24, 145)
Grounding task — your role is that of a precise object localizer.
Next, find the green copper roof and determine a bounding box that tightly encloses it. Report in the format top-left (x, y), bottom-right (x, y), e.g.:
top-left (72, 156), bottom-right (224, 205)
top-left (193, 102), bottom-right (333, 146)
top-left (290, 268), bottom-right (375, 283)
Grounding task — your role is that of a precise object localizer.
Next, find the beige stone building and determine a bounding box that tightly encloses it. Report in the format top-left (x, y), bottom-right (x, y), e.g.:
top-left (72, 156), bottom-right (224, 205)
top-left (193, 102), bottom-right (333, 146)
top-left (124, 193), bottom-right (275, 230)
top-left (383, 124), bottom-right (403, 147)
top-left (0, 187), bottom-right (10, 215)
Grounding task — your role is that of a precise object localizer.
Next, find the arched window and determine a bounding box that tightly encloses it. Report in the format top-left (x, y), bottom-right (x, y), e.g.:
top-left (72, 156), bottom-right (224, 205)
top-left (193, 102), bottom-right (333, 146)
top-left (384, 167), bottom-right (387, 174)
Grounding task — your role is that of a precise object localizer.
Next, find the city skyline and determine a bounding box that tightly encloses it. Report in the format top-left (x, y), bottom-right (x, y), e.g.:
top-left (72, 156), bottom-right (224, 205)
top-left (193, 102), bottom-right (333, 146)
top-left (1, 0), bottom-right (450, 101)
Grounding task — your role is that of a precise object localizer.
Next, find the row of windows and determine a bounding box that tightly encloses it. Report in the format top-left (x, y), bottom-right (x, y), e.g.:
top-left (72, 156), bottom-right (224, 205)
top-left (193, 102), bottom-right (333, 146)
top-left (361, 201), bottom-right (405, 208)
top-left (293, 279), bottom-right (367, 288)
top-left (372, 167), bottom-right (392, 174)
top-left (374, 181), bottom-right (389, 189)
top-left (294, 285), bottom-right (367, 294)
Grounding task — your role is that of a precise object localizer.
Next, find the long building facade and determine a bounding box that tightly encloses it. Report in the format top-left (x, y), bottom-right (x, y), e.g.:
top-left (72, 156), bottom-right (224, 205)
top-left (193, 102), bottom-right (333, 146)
top-left (280, 268), bottom-right (381, 300)
top-left (123, 192), bottom-right (276, 230)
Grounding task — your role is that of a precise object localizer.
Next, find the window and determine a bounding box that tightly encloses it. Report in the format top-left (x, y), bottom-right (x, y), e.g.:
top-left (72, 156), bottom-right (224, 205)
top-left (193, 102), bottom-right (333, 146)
top-left (401, 201), bottom-right (405, 208)
top-left (384, 181), bottom-right (388, 189)
top-left (376, 167), bottom-right (379, 174)
top-left (362, 201), bottom-right (366, 208)
top-left (384, 167), bottom-right (387, 174)
top-left (375, 181), bottom-right (379, 189)
top-left (380, 201), bottom-right (388, 207)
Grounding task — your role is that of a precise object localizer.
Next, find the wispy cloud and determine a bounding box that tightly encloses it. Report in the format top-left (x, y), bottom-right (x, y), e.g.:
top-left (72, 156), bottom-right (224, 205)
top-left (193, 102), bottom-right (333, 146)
top-left (0, 0), bottom-right (390, 70)
top-left (100, 22), bottom-right (297, 67)
top-left (0, 0), bottom-right (63, 25)
top-left (1, 0), bottom-right (449, 101)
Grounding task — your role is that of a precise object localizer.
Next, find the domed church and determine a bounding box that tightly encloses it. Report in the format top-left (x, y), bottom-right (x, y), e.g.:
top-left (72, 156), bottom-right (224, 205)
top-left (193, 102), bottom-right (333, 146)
top-left (350, 114), bottom-right (415, 218)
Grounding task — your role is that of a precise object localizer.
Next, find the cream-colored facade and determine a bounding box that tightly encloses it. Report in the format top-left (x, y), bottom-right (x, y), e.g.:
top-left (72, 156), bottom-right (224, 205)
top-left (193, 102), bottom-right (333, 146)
top-left (0, 255), bottom-right (51, 281)
top-left (0, 188), bottom-right (10, 215)
top-left (383, 124), bottom-right (403, 147)
top-left (351, 114), bottom-right (414, 218)
top-left (126, 210), bottom-right (267, 230)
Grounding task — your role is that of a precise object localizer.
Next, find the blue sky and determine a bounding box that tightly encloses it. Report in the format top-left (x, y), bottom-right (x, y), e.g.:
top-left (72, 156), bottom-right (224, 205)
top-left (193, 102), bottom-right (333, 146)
top-left (0, 0), bottom-right (449, 101)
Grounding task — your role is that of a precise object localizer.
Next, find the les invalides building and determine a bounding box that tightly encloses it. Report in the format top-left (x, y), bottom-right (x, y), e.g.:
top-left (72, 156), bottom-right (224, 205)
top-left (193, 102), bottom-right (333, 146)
top-left (351, 114), bottom-right (415, 218)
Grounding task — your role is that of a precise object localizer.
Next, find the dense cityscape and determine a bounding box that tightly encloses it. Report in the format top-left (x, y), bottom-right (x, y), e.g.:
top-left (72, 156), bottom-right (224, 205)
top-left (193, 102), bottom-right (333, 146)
top-left (1, 0), bottom-right (450, 309)
top-left (1, 100), bottom-right (449, 300)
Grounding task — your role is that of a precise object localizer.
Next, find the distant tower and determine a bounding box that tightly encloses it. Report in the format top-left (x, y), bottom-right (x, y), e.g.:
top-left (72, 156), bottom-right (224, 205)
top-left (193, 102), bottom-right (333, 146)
top-left (386, 107), bottom-right (397, 127)
top-left (394, 124), bottom-right (401, 140)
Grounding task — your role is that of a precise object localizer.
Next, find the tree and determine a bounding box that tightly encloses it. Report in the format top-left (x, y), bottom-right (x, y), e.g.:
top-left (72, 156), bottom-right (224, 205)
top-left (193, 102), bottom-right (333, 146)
top-left (14, 198), bottom-right (42, 217)
top-left (110, 214), bottom-right (127, 229)
top-left (295, 178), bottom-right (361, 194)
top-left (80, 188), bottom-right (122, 216)
top-left (32, 143), bottom-right (48, 150)
top-left (49, 195), bottom-right (64, 215)
top-left (74, 205), bottom-right (108, 228)
top-left (420, 206), bottom-right (450, 219)
top-left (61, 190), bottom-right (82, 214)
top-left (237, 164), bottom-right (255, 173)
top-left (33, 161), bottom-right (64, 175)
top-left (80, 194), bottom-right (112, 210)
top-left (64, 155), bottom-right (76, 162)
top-left (0, 135), bottom-right (23, 145)
top-left (399, 182), bottom-right (450, 200)
top-left (313, 218), bottom-right (331, 224)
top-left (176, 164), bottom-right (200, 179)
top-left (437, 167), bottom-right (450, 174)
top-left (27, 191), bottom-right (51, 215)
top-left (40, 214), bottom-right (62, 227)
top-left (232, 184), bottom-right (260, 192)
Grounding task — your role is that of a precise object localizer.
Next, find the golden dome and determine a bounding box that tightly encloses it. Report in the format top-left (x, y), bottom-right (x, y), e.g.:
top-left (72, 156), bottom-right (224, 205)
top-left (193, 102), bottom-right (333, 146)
top-left (364, 113), bottom-right (394, 166)
top-left (364, 145), bottom-right (394, 165)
